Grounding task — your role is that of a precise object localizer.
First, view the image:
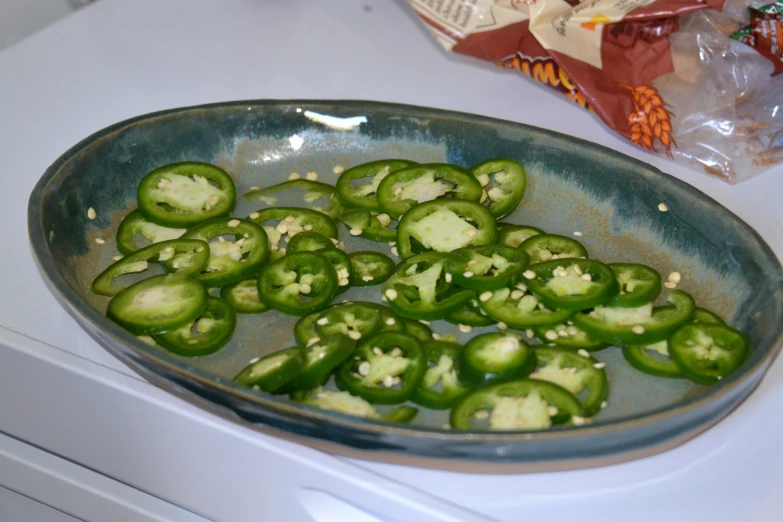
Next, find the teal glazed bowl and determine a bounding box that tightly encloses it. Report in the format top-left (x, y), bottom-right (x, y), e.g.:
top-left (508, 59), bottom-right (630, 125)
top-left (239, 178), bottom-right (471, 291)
top-left (28, 100), bottom-right (783, 472)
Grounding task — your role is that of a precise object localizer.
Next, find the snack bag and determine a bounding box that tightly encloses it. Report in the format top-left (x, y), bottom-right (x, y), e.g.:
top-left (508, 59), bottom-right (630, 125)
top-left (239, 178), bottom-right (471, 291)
top-left (408, 0), bottom-right (783, 183)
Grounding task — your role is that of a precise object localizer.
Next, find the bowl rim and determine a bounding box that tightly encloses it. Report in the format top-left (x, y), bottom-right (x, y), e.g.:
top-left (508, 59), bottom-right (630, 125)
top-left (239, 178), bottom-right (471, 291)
top-left (27, 98), bottom-right (783, 450)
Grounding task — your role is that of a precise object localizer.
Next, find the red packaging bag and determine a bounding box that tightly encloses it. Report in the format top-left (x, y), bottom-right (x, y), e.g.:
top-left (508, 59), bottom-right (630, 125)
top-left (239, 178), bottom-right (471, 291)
top-left (408, 0), bottom-right (783, 183)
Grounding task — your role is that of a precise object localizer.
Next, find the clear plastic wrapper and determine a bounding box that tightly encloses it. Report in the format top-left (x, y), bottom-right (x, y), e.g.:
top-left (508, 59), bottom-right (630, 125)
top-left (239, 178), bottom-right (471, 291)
top-left (407, 0), bottom-right (783, 183)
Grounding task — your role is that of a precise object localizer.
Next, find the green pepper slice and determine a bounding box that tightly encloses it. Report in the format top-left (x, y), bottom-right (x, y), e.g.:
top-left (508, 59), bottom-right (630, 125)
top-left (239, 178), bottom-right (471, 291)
top-left (314, 302), bottom-right (382, 340)
top-left (403, 318), bottom-right (434, 341)
top-left (336, 331), bottom-right (426, 404)
top-left (693, 307), bottom-right (724, 325)
top-left (520, 234), bottom-right (587, 264)
top-left (294, 311), bottom-right (321, 347)
top-left (219, 279), bottom-right (270, 314)
top-left (470, 158), bottom-right (526, 219)
top-left (316, 248), bottom-right (353, 294)
top-left (282, 335), bottom-right (356, 392)
top-left (669, 323), bottom-right (749, 385)
top-left (291, 388), bottom-right (418, 423)
top-left (622, 340), bottom-right (682, 379)
top-left (107, 274), bottom-right (208, 335)
top-left (529, 346), bottom-right (608, 416)
top-left (359, 303), bottom-right (407, 333)
top-left (257, 252), bottom-right (338, 316)
top-left (339, 208), bottom-right (397, 242)
top-left (412, 340), bottom-right (471, 409)
top-left (116, 210), bottom-right (187, 255)
top-left (287, 231), bottom-right (335, 253)
top-left (335, 159), bottom-right (416, 211)
top-left (153, 297), bottom-right (236, 357)
top-left (572, 290), bottom-right (695, 346)
top-left (349, 251), bottom-right (395, 286)
top-left (244, 179), bottom-right (342, 219)
top-left (622, 307), bottom-right (724, 378)
top-left (92, 238), bottom-right (209, 296)
top-left (447, 244), bottom-right (529, 291)
top-left (450, 379), bottom-right (584, 431)
top-left (376, 163), bottom-right (483, 219)
top-left (179, 217), bottom-right (269, 288)
top-left (459, 332), bottom-right (535, 387)
top-left (234, 347), bottom-right (305, 392)
top-left (523, 259), bottom-right (618, 311)
top-left (606, 263), bottom-right (662, 308)
top-left (382, 252), bottom-right (472, 320)
top-left (534, 321), bottom-right (607, 351)
top-left (496, 224), bottom-right (544, 248)
top-left (397, 200), bottom-right (497, 259)
top-left (137, 162), bottom-right (236, 227)
top-left (479, 284), bottom-right (575, 329)
top-left (248, 207), bottom-right (339, 260)
top-left (445, 294), bottom-right (495, 327)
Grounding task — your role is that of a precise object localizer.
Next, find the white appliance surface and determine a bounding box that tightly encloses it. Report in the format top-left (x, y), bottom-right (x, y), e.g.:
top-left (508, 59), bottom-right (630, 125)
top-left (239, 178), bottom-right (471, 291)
top-left (2, 0), bottom-right (782, 521)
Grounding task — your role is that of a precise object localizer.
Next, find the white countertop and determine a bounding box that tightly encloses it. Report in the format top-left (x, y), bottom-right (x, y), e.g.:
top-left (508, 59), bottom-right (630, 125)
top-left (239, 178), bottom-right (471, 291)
top-left (2, 0), bottom-right (782, 521)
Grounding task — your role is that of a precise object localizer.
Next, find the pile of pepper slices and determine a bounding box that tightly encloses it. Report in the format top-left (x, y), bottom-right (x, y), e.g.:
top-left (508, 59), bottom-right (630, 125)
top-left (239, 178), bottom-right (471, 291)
top-left (92, 159), bottom-right (750, 431)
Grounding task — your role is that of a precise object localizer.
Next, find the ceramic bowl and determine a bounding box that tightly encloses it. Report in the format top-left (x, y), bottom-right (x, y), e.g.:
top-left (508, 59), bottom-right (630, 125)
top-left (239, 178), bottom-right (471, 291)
top-left (28, 100), bottom-right (783, 472)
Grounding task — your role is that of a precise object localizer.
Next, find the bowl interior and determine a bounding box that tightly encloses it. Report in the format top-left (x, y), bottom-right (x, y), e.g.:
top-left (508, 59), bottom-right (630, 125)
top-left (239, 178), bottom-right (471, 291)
top-left (31, 100), bottom-right (783, 439)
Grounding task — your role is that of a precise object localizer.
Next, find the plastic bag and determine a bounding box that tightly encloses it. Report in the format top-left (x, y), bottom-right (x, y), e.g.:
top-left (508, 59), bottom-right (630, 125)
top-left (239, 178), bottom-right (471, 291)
top-left (407, 0), bottom-right (783, 183)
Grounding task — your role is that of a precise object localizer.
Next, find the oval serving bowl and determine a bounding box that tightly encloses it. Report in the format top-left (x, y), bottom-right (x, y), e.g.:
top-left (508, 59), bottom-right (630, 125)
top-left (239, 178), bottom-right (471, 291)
top-left (28, 100), bottom-right (783, 472)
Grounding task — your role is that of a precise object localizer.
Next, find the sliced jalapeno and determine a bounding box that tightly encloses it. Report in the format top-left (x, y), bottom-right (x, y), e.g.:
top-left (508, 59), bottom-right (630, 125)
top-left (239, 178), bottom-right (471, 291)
top-left (314, 302), bottom-right (382, 340)
top-left (459, 332), bottom-right (535, 387)
top-left (107, 274), bottom-right (208, 335)
top-left (376, 163), bottom-right (483, 219)
top-left (137, 162), bottom-right (236, 227)
top-left (339, 208), bottom-right (397, 242)
top-left (287, 231), bottom-right (335, 253)
top-left (397, 200), bottom-right (496, 259)
top-left (282, 335), bottom-right (356, 392)
top-left (447, 244), bottom-right (529, 291)
top-left (219, 279), bottom-right (269, 314)
top-left (153, 297), bottom-right (236, 357)
top-left (403, 318), bottom-right (434, 341)
top-left (572, 290), bottom-right (695, 346)
top-left (622, 307), bottom-right (725, 378)
top-left (450, 379), bottom-right (584, 431)
top-left (496, 224), bottom-right (544, 248)
top-left (291, 388), bottom-right (418, 423)
top-left (413, 340), bottom-right (471, 409)
top-left (534, 321), bottom-right (607, 351)
top-left (529, 346), bottom-right (608, 416)
top-left (669, 323), bottom-right (749, 385)
top-left (92, 238), bottom-right (209, 296)
top-left (234, 347), bottom-right (305, 392)
top-left (470, 158), bottom-right (526, 219)
top-left (523, 259), bottom-right (618, 311)
top-left (335, 159), bottom-right (416, 211)
top-left (479, 284), bottom-right (574, 329)
top-left (445, 293), bottom-right (495, 327)
top-left (116, 209), bottom-right (187, 255)
top-left (622, 340), bottom-right (682, 378)
top-left (336, 331), bottom-right (426, 404)
top-left (248, 207), bottom-right (339, 260)
top-left (606, 263), bottom-right (662, 308)
top-left (244, 179), bottom-right (341, 218)
top-left (179, 217), bottom-right (269, 288)
top-left (349, 251), bottom-right (395, 286)
top-left (382, 252), bottom-right (472, 320)
top-left (520, 234), bottom-right (587, 264)
top-left (316, 248), bottom-right (353, 294)
top-left (693, 307), bottom-right (724, 325)
top-left (294, 311), bottom-right (321, 347)
top-left (257, 252), bottom-right (338, 316)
